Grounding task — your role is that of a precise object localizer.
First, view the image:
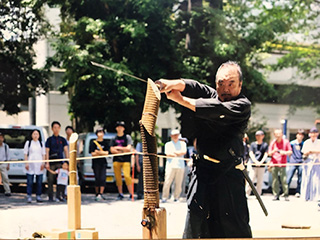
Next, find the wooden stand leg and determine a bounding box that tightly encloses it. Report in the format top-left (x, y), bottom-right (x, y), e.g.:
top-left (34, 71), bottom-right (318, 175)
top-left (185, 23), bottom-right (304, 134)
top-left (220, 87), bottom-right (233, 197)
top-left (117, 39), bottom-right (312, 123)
top-left (68, 185), bottom-right (81, 230)
top-left (142, 208), bottom-right (167, 239)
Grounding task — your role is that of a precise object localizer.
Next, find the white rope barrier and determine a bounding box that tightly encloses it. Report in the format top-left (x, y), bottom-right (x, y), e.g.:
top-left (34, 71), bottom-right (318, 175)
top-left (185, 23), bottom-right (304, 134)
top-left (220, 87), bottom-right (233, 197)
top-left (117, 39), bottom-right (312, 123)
top-left (0, 151), bottom-right (319, 167)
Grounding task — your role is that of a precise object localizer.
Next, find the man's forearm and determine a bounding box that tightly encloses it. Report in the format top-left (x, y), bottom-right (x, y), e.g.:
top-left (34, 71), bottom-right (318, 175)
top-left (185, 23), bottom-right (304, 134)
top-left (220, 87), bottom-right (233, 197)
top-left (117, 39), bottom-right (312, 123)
top-left (176, 96), bottom-right (196, 112)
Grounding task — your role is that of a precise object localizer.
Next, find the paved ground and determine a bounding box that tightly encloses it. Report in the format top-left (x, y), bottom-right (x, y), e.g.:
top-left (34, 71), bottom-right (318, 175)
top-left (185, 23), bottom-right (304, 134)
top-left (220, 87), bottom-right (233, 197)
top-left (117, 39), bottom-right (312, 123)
top-left (0, 192), bottom-right (320, 239)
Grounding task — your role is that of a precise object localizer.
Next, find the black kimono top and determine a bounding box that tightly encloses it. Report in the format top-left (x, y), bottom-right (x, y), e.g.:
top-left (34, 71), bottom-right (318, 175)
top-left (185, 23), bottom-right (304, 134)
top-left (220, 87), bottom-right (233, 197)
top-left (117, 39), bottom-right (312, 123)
top-left (181, 79), bottom-right (251, 170)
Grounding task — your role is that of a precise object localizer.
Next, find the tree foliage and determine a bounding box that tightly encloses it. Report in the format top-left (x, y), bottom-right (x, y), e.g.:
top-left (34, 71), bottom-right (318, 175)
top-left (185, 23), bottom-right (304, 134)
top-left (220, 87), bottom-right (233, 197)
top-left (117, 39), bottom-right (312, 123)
top-left (46, 0), bottom-right (181, 132)
top-left (0, 0), bottom-right (50, 114)
top-left (46, 0), bottom-right (319, 132)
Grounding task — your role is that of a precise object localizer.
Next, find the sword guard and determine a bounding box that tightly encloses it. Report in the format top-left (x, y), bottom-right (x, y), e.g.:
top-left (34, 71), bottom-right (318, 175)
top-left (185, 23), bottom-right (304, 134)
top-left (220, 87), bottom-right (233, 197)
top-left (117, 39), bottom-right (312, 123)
top-left (235, 162), bottom-right (245, 171)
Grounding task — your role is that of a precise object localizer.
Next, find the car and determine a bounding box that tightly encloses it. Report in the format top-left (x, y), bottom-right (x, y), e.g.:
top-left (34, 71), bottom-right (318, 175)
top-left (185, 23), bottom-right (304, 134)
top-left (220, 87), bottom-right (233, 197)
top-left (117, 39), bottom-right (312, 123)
top-left (77, 132), bottom-right (119, 188)
top-left (0, 125), bottom-right (48, 185)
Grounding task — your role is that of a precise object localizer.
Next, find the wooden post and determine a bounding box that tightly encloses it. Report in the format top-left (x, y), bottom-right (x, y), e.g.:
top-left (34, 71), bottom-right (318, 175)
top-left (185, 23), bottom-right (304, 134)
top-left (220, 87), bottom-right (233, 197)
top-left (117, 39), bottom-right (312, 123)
top-left (68, 133), bottom-right (81, 230)
top-left (142, 208), bottom-right (167, 239)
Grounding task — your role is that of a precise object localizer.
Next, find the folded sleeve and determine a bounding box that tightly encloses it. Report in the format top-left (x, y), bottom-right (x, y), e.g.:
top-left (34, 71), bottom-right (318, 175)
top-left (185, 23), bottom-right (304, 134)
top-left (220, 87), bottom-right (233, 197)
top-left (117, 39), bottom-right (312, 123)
top-left (182, 79), bottom-right (217, 99)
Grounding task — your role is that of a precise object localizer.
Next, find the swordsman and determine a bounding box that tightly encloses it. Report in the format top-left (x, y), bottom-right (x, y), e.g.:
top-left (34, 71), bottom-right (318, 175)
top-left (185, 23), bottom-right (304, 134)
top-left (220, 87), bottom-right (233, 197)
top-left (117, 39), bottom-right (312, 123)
top-left (156, 61), bottom-right (252, 238)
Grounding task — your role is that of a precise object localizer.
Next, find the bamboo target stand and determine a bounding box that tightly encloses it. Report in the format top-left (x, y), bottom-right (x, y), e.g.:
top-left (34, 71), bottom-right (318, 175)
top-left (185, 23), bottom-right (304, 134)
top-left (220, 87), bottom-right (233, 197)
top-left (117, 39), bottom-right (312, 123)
top-left (38, 133), bottom-right (98, 239)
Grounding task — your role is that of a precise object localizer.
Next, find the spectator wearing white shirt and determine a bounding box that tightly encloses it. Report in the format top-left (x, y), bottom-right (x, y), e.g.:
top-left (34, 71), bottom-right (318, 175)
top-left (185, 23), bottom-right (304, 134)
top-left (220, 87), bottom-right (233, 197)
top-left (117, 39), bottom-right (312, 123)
top-left (162, 129), bottom-right (187, 203)
top-left (24, 129), bottom-right (46, 203)
top-left (301, 127), bottom-right (320, 202)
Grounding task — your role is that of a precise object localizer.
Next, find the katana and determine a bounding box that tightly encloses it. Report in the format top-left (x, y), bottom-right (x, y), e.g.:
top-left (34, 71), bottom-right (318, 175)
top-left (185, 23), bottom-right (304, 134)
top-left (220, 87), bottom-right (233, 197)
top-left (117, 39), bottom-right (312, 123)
top-left (229, 149), bottom-right (268, 216)
top-left (90, 61), bottom-right (147, 83)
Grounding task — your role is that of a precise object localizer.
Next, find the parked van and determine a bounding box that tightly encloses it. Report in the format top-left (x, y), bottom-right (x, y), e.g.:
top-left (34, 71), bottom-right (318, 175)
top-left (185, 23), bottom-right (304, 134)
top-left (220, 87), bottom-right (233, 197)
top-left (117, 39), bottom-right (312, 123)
top-left (77, 132), bottom-right (118, 187)
top-left (0, 125), bottom-right (48, 185)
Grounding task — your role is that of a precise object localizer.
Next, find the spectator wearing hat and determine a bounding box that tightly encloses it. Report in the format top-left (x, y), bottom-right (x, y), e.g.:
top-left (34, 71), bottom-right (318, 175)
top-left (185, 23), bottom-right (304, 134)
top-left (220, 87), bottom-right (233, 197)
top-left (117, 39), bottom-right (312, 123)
top-left (246, 130), bottom-right (269, 196)
top-left (0, 132), bottom-right (11, 196)
top-left (161, 129), bottom-right (187, 203)
top-left (110, 121), bottom-right (134, 200)
top-left (90, 128), bottom-right (109, 201)
top-left (287, 129), bottom-right (305, 198)
top-left (301, 127), bottom-right (320, 202)
top-left (268, 129), bottom-right (292, 201)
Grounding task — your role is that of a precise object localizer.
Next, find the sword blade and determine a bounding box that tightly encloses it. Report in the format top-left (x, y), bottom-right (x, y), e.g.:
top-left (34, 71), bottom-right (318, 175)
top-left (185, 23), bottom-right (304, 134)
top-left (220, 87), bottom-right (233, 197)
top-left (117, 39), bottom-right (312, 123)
top-left (242, 168), bottom-right (268, 216)
top-left (91, 61), bottom-right (147, 83)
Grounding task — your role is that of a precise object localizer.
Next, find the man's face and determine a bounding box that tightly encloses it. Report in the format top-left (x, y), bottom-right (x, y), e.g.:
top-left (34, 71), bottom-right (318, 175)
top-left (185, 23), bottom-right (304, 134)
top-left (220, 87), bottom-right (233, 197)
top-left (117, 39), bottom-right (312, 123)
top-left (255, 134), bottom-right (264, 142)
top-left (216, 66), bottom-right (242, 102)
top-left (52, 124), bottom-right (61, 135)
top-left (171, 134), bottom-right (179, 142)
top-left (116, 125), bottom-right (125, 134)
top-left (0, 136), bottom-right (4, 144)
top-left (274, 130), bottom-right (283, 140)
top-left (309, 132), bottom-right (319, 141)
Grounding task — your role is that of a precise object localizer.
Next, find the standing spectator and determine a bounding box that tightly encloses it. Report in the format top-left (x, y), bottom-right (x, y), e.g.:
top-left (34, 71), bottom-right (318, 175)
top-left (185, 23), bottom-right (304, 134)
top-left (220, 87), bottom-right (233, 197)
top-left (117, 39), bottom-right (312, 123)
top-left (24, 129), bottom-right (46, 203)
top-left (110, 121), bottom-right (133, 200)
top-left (301, 127), bottom-right (320, 202)
top-left (65, 126), bottom-right (74, 145)
top-left (45, 121), bottom-right (69, 202)
top-left (135, 141), bottom-right (143, 200)
top-left (246, 130), bottom-right (268, 196)
top-left (0, 132), bottom-right (11, 196)
top-left (243, 133), bottom-right (250, 164)
top-left (268, 129), bottom-right (292, 201)
top-left (89, 128), bottom-right (109, 201)
top-left (47, 162), bottom-right (69, 202)
top-left (161, 129), bottom-right (187, 203)
top-left (287, 129), bottom-right (305, 198)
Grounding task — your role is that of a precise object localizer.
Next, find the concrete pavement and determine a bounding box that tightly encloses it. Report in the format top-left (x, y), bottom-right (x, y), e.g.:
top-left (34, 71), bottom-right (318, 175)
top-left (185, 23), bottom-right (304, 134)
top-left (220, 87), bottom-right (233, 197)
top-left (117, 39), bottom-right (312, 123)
top-left (0, 193), bottom-right (320, 239)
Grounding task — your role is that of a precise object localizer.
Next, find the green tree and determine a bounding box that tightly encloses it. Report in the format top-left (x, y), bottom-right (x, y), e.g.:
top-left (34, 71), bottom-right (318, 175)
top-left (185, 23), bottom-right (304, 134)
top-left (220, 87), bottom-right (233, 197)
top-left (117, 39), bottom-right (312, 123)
top-left (47, 0), bottom-right (319, 133)
top-left (0, 0), bottom-right (49, 114)
top-left (47, 0), bottom-right (182, 132)
top-left (175, 0), bottom-right (320, 102)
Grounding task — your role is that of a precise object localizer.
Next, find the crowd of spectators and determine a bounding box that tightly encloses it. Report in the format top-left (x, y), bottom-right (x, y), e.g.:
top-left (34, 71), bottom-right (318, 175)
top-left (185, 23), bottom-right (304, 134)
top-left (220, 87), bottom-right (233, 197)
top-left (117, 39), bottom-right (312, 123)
top-left (244, 127), bottom-right (320, 206)
top-left (0, 122), bottom-right (319, 206)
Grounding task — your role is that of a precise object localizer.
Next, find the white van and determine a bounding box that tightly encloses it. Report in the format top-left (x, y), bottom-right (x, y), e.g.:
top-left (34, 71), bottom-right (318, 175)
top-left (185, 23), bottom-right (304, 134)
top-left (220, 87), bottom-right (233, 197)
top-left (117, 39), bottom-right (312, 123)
top-left (0, 125), bottom-right (48, 185)
top-left (77, 132), bottom-right (118, 187)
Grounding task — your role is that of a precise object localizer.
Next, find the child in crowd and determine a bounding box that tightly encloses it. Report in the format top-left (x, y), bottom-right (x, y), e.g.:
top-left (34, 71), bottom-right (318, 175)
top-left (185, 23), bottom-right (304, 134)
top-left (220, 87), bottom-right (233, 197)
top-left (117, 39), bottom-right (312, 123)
top-left (47, 161), bottom-right (69, 202)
